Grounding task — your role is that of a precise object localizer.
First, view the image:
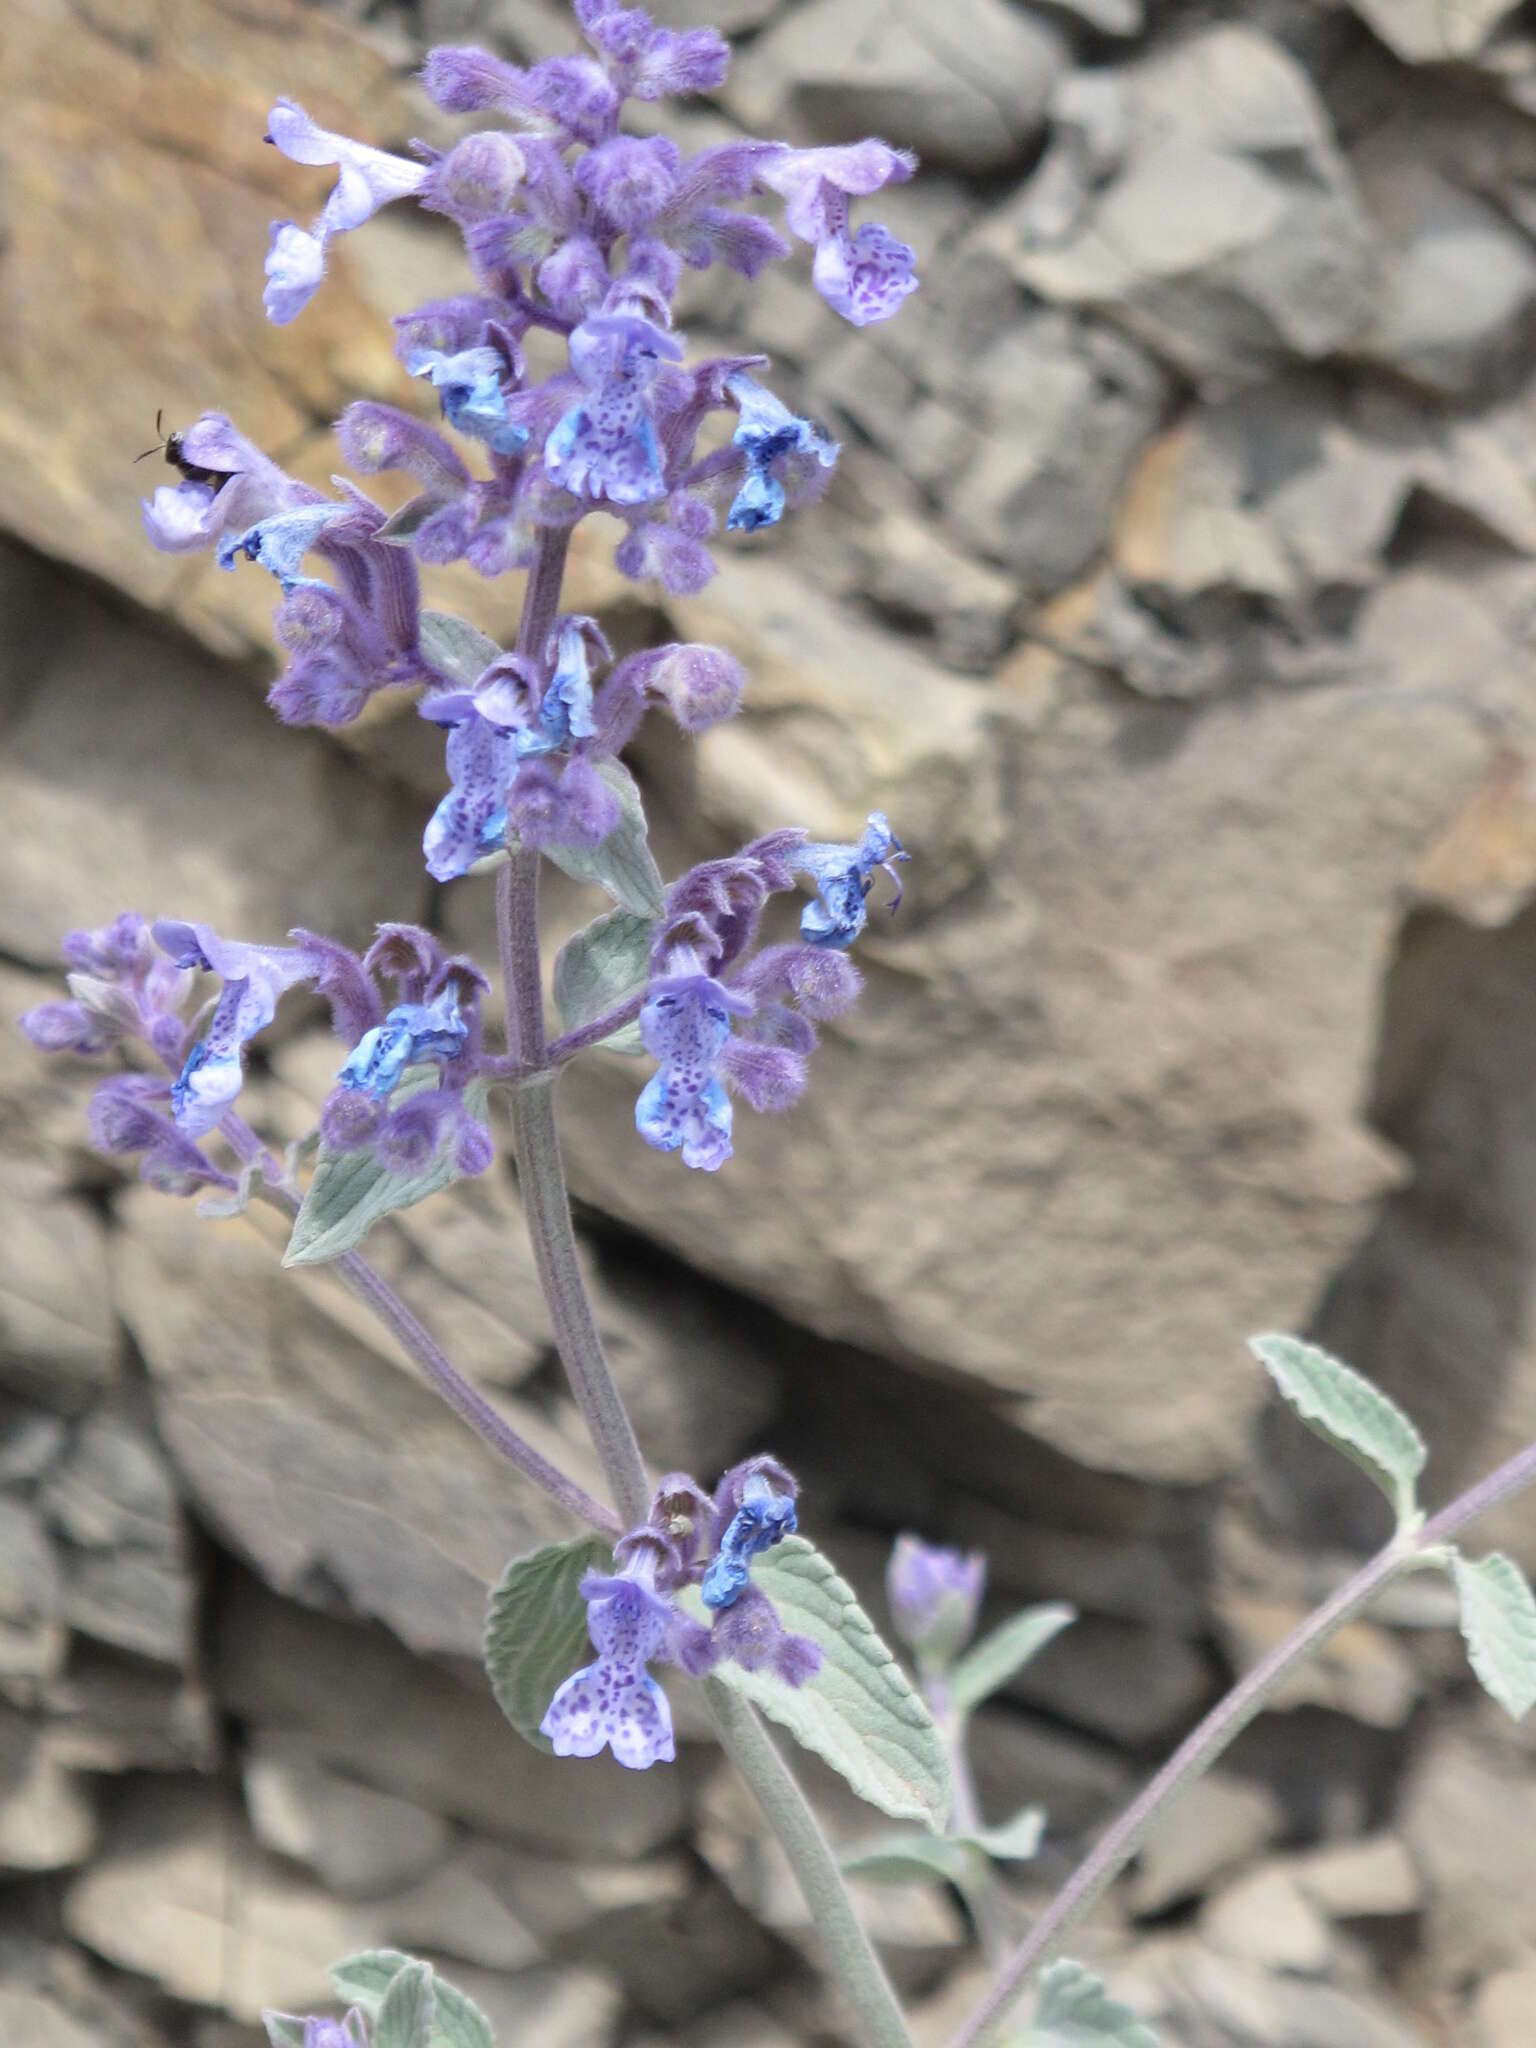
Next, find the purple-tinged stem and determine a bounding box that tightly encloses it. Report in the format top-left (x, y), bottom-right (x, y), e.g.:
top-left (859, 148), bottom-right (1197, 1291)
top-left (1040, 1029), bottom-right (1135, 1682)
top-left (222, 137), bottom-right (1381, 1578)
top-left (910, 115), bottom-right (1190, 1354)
top-left (481, 989), bottom-right (647, 1080)
top-left (215, 1111), bottom-right (619, 1537)
top-left (947, 1436), bottom-right (1536, 2048)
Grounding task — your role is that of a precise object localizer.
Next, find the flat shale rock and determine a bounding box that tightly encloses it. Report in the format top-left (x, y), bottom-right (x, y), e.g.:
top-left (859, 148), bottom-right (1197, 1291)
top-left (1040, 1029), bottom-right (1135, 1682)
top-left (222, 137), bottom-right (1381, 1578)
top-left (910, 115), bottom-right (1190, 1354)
top-left (112, 1187), bottom-right (604, 1661)
top-left (1001, 26), bottom-right (1376, 387)
top-left (213, 1570), bottom-right (692, 1858)
top-left (725, 0), bottom-right (1066, 175)
top-left (0, 1161), bottom-right (117, 1416)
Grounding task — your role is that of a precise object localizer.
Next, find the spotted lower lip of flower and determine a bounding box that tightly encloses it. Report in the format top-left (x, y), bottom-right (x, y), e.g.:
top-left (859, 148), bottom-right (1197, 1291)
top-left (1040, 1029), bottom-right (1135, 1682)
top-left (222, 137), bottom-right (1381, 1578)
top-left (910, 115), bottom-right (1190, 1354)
top-left (634, 958), bottom-right (754, 1172)
top-left (263, 98), bottom-right (429, 325)
top-left (541, 1565), bottom-right (678, 1770)
top-left (152, 921), bottom-right (319, 1138)
top-left (543, 313), bottom-right (685, 508)
top-left (336, 987), bottom-right (468, 1099)
top-left (419, 693), bottom-right (518, 882)
top-left (407, 345), bottom-right (530, 456)
top-left (756, 140), bottom-right (919, 326)
top-left (724, 373), bottom-right (838, 533)
top-left (796, 811), bottom-right (909, 949)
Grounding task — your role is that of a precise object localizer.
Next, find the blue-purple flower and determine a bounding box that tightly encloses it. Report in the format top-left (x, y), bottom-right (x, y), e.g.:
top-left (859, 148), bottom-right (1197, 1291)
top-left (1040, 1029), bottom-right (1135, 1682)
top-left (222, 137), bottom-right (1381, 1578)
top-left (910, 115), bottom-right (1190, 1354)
top-left (702, 1469), bottom-right (798, 1609)
top-left (336, 987), bottom-right (468, 1098)
top-left (887, 1534), bottom-right (986, 1666)
top-left (757, 141), bottom-right (919, 327)
top-left (542, 1557), bottom-right (679, 1770)
top-left (262, 2009), bottom-right (369, 2048)
top-left (725, 373), bottom-right (838, 533)
top-left (408, 345), bottom-right (530, 455)
top-left (544, 313), bottom-right (684, 506)
top-left (153, 921), bottom-right (321, 1138)
top-left (263, 99), bottom-right (428, 325)
top-left (797, 812), bottom-right (908, 949)
top-left (634, 949), bottom-right (753, 1171)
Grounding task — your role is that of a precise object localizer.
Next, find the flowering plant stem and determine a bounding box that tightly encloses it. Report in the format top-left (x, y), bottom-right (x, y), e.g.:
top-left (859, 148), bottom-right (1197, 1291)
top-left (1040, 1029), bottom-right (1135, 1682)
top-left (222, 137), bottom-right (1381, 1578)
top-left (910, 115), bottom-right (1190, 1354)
top-left (497, 533), bottom-right (914, 2048)
top-left (218, 1110), bottom-right (620, 1535)
top-left (947, 1436), bottom-right (1536, 2048)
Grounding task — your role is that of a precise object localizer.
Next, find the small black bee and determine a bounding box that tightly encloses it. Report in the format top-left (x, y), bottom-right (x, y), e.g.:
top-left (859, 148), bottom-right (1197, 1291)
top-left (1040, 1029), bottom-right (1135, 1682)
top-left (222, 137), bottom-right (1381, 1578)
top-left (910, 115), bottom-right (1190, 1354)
top-left (133, 409), bottom-right (235, 489)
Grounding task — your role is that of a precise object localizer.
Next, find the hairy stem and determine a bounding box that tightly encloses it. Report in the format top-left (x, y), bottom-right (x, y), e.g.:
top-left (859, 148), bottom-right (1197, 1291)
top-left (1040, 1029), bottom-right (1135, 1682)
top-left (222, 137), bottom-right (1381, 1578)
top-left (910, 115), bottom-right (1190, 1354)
top-left (928, 1675), bottom-right (1012, 1966)
top-left (949, 1437), bottom-right (1536, 2048)
top-left (705, 1681), bottom-right (915, 2048)
top-left (216, 1112), bottom-right (618, 1534)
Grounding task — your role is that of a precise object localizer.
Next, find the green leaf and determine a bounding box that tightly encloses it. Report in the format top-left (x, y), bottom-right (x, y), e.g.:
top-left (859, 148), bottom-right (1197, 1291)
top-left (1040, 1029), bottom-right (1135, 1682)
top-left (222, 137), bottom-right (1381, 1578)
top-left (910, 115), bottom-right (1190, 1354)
top-left (377, 496), bottom-right (458, 547)
top-left (374, 1961), bottom-right (434, 2048)
top-left (1022, 1959), bottom-right (1163, 2047)
top-left (262, 2018), bottom-right (307, 2048)
top-left (949, 1603), bottom-right (1075, 1716)
top-left (543, 758), bottom-right (666, 918)
top-left (1250, 1333), bottom-right (1427, 1525)
top-left (484, 1533), bottom-right (615, 1752)
top-left (329, 1953), bottom-right (493, 2048)
top-left (1452, 1549), bottom-right (1536, 1721)
top-left (419, 610), bottom-right (504, 686)
top-left (283, 1071), bottom-right (489, 1268)
top-left (692, 1536), bottom-right (951, 1828)
top-left (843, 1831), bottom-right (978, 1886)
top-left (552, 906), bottom-right (653, 1055)
top-left (973, 1804), bottom-right (1047, 1862)
top-left (843, 1805), bottom-right (1044, 1887)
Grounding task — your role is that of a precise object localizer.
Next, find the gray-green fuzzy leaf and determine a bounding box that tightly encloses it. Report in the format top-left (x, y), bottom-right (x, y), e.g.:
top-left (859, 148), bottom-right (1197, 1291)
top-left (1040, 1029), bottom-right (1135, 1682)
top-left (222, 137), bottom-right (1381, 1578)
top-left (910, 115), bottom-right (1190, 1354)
top-left (378, 496), bottom-right (458, 547)
top-left (843, 1805), bottom-right (1044, 1886)
top-left (842, 1832), bottom-right (978, 1885)
top-left (419, 610), bottom-right (503, 685)
top-left (553, 907), bottom-right (652, 1055)
top-left (484, 1534), bottom-right (615, 1752)
top-left (949, 1603), bottom-right (1075, 1716)
top-left (974, 1804), bottom-right (1047, 1861)
top-left (283, 1071), bottom-right (489, 1268)
top-left (1250, 1333), bottom-right (1426, 1523)
top-left (262, 2018), bottom-right (307, 2048)
top-left (1023, 1959), bottom-right (1163, 2047)
top-left (544, 759), bottom-right (666, 918)
top-left (329, 1952), bottom-right (493, 2048)
top-left (697, 1536), bottom-right (950, 1828)
top-left (1452, 1549), bottom-right (1536, 1720)
top-left (374, 1961), bottom-right (434, 2048)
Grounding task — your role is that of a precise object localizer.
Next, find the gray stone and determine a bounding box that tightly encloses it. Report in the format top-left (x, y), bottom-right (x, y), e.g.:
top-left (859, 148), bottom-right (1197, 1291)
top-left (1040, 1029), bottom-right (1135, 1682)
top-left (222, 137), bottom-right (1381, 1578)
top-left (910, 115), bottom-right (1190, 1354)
top-left (378, 1857), bottom-right (546, 1973)
top-left (1200, 1865), bottom-right (1334, 1974)
top-left (1128, 1774), bottom-right (1283, 1917)
top-left (967, 1707), bottom-right (1132, 1840)
top-left (1001, 26), bottom-right (1376, 388)
top-left (212, 1570), bottom-right (694, 1859)
top-left (424, 1960), bottom-right (620, 2048)
top-left (0, 1161), bottom-right (116, 1413)
top-left (1126, 1937), bottom-right (1431, 2047)
top-left (243, 1733), bottom-right (452, 1897)
top-left (726, 0), bottom-right (1066, 176)
top-left (1351, 135), bottom-right (1536, 397)
top-left (1290, 1835), bottom-right (1421, 1922)
top-left (0, 1708), bottom-right (95, 1871)
top-left (36, 1647), bottom-right (219, 1775)
top-left (1347, 0), bottom-right (1522, 63)
top-left (0, 545), bottom-right (429, 973)
top-left (63, 1779), bottom-right (381, 2023)
top-left (1005, 1612), bottom-right (1214, 1748)
top-left (1475, 1962), bottom-right (1536, 2048)
top-left (1401, 1713), bottom-right (1536, 1984)
top-left (112, 1185), bottom-right (605, 1662)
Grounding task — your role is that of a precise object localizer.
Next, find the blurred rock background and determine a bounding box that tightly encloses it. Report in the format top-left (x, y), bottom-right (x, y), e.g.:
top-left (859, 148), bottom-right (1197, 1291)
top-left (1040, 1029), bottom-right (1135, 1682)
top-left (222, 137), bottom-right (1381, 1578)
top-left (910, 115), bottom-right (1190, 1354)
top-left (5, 0), bottom-right (1536, 2040)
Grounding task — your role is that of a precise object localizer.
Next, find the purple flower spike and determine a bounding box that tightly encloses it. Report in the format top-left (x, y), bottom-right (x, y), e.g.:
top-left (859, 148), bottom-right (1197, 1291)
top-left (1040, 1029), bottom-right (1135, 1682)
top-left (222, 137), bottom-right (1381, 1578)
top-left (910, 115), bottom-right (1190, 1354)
top-left (541, 1565), bottom-right (677, 1770)
top-left (519, 616), bottom-right (606, 756)
top-left (219, 503), bottom-right (342, 592)
top-left (544, 314), bottom-right (684, 507)
top-left (153, 921), bottom-right (319, 1137)
top-left (758, 141), bottom-right (918, 327)
top-left (797, 812), bottom-right (908, 949)
top-left (575, 135), bottom-right (680, 233)
top-left (635, 949), bottom-right (753, 1172)
top-left (702, 1469), bottom-right (798, 1609)
top-left (725, 373), bottom-right (838, 533)
top-left (263, 99), bottom-right (428, 325)
top-left (887, 1534), bottom-right (986, 1667)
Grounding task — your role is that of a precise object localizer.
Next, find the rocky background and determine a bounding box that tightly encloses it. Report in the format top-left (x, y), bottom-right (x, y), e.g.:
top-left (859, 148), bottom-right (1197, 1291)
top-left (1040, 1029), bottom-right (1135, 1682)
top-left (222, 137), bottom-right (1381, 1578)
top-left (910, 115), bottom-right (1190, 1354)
top-left (6, 0), bottom-right (1536, 2040)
